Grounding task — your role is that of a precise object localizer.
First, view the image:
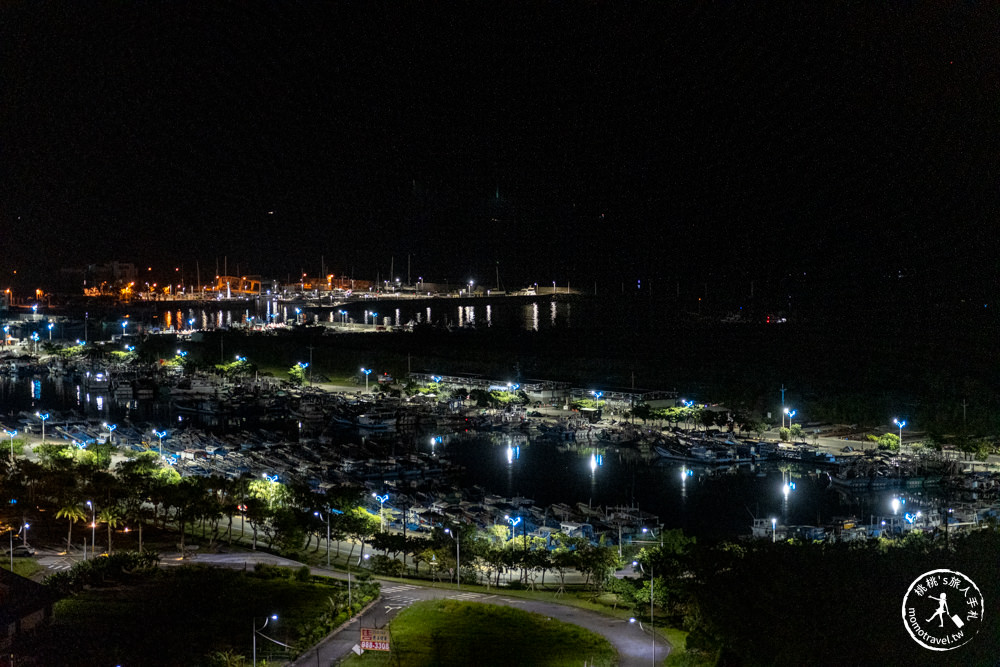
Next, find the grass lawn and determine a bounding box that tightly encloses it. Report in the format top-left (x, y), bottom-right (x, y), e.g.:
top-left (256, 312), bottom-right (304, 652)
top-left (340, 599), bottom-right (616, 667)
top-left (1, 558), bottom-right (44, 579)
top-left (17, 565), bottom-right (355, 666)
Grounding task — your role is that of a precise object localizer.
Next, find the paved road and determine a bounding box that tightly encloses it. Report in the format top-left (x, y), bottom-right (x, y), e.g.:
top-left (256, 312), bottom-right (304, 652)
top-left (291, 581), bottom-right (665, 667)
top-left (147, 551), bottom-right (668, 666)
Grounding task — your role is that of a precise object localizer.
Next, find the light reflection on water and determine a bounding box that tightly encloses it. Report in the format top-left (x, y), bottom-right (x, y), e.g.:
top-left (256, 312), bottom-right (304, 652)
top-left (150, 297), bottom-right (576, 331)
top-left (411, 430), bottom-right (948, 540)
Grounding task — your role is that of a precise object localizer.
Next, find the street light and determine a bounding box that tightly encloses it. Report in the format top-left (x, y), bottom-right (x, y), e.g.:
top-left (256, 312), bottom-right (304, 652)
top-left (894, 418), bottom-right (906, 452)
top-left (36, 412), bottom-right (49, 444)
top-left (505, 515), bottom-right (521, 542)
top-left (121, 321), bottom-right (127, 336)
top-left (444, 527), bottom-right (461, 590)
top-left (104, 422), bottom-right (117, 446)
top-left (87, 500), bottom-right (96, 559)
top-left (592, 390), bottom-right (604, 412)
top-left (47, 322), bottom-right (53, 340)
top-left (4, 429), bottom-right (16, 461)
top-left (372, 493), bottom-right (389, 531)
top-left (371, 312), bottom-right (378, 328)
top-left (632, 559), bottom-right (656, 665)
top-left (361, 367), bottom-right (372, 392)
top-left (314, 511), bottom-right (331, 568)
top-left (253, 614), bottom-right (278, 667)
top-left (771, 517), bottom-right (777, 543)
top-left (153, 430), bottom-right (167, 458)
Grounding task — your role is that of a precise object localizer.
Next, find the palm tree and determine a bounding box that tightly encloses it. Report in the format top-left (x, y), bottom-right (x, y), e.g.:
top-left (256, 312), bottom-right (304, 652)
top-left (98, 506), bottom-right (120, 555)
top-left (55, 503), bottom-right (87, 554)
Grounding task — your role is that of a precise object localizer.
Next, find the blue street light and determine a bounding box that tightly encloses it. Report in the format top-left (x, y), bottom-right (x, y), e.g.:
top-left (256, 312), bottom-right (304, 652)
top-left (253, 614), bottom-right (279, 667)
top-left (153, 430), bottom-right (167, 458)
top-left (361, 367), bottom-right (372, 392)
top-left (36, 412), bottom-right (50, 443)
top-left (893, 418), bottom-right (906, 451)
top-left (104, 422), bottom-right (117, 445)
top-left (4, 429), bottom-right (17, 460)
top-left (505, 515), bottom-right (521, 542)
top-left (373, 493), bottom-right (389, 531)
top-left (47, 322), bottom-right (54, 340)
top-left (371, 311), bottom-right (378, 327)
top-left (591, 390), bottom-right (604, 411)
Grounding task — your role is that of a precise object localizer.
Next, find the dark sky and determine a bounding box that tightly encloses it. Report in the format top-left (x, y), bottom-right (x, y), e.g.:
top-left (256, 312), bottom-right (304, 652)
top-left (3, 2), bottom-right (999, 311)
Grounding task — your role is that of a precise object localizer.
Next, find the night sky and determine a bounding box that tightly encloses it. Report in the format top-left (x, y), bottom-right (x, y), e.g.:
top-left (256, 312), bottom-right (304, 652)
top-left (3, 2), bottom-right (998, 313)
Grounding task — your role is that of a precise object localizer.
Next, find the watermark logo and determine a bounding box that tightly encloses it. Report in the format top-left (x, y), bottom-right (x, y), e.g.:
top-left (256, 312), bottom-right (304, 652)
top-left (902, 569), bottom-right (984, 651)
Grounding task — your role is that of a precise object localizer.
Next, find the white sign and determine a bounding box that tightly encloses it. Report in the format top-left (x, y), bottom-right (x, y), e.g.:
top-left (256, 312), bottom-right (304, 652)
top-left (902, 569), bottom-right (984, 651)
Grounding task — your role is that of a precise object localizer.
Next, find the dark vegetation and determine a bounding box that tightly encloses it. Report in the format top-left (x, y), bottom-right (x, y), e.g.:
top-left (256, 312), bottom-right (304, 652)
top-left (18, 562), bottom-right (377, 666)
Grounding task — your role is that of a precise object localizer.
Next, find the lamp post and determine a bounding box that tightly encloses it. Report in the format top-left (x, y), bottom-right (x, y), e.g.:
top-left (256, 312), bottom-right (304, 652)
top-left (154, 430), bottom-right (167, 459)
top-left (314, 511), bottom-right (330, 568)
top-left (361, 367), bottom-right (372, 392)
top-left (121, 321), bottom-right (127, 337)
top-left (373, 493), bottom-right (388, 531)
top-left (894, 418), bottom-right (906, 453)
top-left (371, 312), bottom-right (378, 328)
top-left (4, 429), bottom-right (16, 461)
top-left (47, 322), bottom-right (53, 341)
top-left (253, 614), bottom-right (278, 667)
top-left (592, 390), bottom-right (604, 413)
top-left (505, 515), bottom-right (521, 542)
top-left (36, 412), bottom-right (49, 444)
top-left (771, 517), bottom-right (777, 543)
top-left (20, 522), bottom-right (29, 549)
top-left (104, 422), bottom-right (117, 446)
top-left (87, 500), bottom-right (96, 559)
top-left (633, 559), bottom-right (655, 665)
top-left (445, 527), bottom-right (461, 590)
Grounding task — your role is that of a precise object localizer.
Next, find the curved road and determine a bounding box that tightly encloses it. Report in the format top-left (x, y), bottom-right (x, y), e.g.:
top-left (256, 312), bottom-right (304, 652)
top-left (152, 551), bottom-right (669, 666)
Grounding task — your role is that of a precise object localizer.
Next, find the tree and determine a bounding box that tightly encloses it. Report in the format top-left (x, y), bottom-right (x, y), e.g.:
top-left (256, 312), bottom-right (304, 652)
top-left (876, 432), bottom-right (900, 451)
top-left (631, 404), bottom-right (652, 423)
top-left (288, 362), bottom-right (308, 385)
top-left (98, 506), bottom-right (120, 554)
top-left (56, 503), bottom-right (87, 552)
top-left (789, 423), bottom-right (803, 441)
top-left (576, 542), bottom-right (619, 590)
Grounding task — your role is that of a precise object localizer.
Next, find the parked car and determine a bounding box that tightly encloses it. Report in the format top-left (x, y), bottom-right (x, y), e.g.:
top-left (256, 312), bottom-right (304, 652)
top-left (9, 545), bottom-right (35, 557)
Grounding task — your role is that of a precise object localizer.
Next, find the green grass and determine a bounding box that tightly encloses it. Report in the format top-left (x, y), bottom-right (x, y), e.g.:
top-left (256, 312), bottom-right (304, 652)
top-left (1, 558), bottom-right (44, 579)
top-left (17, 565), bottom-right (358, 666)
top-left (341, 599), bottom-right (616, 667)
